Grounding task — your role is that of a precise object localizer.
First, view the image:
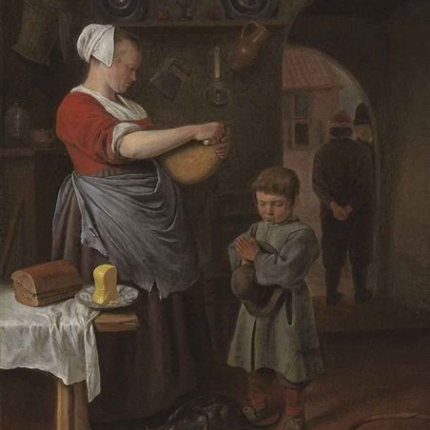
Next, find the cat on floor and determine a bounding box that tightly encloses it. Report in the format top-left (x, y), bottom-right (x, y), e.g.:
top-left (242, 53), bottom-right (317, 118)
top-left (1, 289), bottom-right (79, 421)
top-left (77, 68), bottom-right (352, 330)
top-left (156, 393), bottom-right (277, 430)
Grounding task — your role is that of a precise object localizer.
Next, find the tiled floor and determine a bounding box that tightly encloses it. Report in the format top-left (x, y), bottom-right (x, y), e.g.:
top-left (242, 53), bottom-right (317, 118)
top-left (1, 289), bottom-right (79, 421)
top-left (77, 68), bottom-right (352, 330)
top-left (91, 324), bottom-right (430, 430)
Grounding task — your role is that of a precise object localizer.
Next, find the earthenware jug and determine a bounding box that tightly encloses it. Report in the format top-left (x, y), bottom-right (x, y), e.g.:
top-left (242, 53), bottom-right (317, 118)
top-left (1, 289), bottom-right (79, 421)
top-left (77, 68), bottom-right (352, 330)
top-left (5, 101), bottom-right (30, 146)
top-left (231, 21), bottom-right (268, 71)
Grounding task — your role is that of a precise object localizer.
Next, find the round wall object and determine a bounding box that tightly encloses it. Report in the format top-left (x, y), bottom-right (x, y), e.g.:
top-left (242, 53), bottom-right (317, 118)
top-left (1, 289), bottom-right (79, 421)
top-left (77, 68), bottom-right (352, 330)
top-left (92, 0), bottom-right (149, 21)
top-left (220, 0), bottom-right (278, 19)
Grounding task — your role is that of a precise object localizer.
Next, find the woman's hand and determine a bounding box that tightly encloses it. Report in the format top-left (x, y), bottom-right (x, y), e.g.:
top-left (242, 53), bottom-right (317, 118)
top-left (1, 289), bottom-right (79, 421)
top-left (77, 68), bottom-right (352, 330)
top-left (194, 122), bottom-right (230, 159)
top-left (194, 122), bottom-right (225, 146)
top-left (215, 133), bottom-right (230, 159)
top-left (235, 236), bottom-right (258, 262)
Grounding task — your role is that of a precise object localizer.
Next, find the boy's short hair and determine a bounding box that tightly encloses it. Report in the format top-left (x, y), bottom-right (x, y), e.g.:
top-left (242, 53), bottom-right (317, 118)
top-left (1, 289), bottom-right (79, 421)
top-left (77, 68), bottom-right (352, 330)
top-left (252, 167), bottom-right (300, 201)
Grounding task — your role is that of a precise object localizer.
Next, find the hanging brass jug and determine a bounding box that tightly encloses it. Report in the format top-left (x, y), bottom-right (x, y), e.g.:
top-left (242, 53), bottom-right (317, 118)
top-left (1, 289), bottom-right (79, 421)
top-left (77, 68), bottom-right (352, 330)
top-left (231, 21), bottom-right (268, 71)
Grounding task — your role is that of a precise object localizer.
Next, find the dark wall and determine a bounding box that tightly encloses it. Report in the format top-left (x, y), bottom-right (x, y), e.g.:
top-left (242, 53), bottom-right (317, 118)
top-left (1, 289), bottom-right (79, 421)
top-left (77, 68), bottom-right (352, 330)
top-left (289, 2), bottom-right (430, 309)
top-left (385, 7), bottom-right (430, 309)
top-left (1, 0), bottom-right (89, 275)
top-left (126, 23), bottom-right (285, 267)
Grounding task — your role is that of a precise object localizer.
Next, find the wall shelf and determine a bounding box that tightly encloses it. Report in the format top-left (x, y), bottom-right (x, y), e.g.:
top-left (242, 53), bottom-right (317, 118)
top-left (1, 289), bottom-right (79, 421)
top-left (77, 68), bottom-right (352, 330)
top-left (119, 19), bottom-right (286, 30)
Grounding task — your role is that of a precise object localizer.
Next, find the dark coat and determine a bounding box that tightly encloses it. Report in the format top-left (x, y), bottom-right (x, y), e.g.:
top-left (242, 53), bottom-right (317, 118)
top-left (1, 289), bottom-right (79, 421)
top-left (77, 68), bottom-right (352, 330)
top-left (312, 137), bottom-right (374, 219)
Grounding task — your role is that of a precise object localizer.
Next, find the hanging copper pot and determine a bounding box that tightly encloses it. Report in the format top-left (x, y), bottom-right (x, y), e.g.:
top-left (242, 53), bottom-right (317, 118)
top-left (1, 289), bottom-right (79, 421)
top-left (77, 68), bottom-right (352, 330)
top-left (231, 21), bottom-right (268, 71)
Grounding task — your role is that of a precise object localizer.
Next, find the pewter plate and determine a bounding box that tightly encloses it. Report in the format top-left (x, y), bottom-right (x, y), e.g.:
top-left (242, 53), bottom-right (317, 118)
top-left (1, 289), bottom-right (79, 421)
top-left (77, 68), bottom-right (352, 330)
top-left (75, 284), bottom-right (139, 310)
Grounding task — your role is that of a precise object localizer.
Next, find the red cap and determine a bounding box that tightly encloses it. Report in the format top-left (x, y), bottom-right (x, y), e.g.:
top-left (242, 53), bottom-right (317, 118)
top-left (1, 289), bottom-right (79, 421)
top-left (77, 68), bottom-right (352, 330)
top-left (328, 110), bottom-right (354, 129)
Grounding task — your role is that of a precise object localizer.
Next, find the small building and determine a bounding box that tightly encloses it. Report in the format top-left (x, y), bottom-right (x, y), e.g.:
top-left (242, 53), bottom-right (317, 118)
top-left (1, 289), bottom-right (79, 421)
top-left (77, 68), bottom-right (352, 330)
top-left (282, 45), bottom-right (345, 151)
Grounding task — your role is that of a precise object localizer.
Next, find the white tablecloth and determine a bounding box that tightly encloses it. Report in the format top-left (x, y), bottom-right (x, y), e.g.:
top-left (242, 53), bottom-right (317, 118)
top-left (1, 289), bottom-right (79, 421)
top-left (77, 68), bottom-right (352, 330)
top-left (0, 284), bottom-right (101, 401)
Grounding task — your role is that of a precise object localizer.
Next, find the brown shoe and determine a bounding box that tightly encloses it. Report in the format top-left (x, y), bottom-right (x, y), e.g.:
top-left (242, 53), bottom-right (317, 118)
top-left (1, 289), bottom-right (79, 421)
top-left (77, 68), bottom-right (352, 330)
top-left (242, 405), bottom-right (281, 428)
top-left (281, 414), bottom-right (306, 430)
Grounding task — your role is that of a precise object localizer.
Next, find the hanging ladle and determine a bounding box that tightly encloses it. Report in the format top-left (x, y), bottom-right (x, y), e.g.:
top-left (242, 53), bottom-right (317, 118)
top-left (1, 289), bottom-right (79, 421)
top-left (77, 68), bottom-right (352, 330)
top-left (204, 45), bottom-right (231, 107)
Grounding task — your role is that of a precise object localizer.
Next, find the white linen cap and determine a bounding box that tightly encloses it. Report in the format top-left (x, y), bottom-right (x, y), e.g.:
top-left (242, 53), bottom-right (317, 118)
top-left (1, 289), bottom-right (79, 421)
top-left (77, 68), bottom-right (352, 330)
top-left (77, 24), bottom-right (116, 67)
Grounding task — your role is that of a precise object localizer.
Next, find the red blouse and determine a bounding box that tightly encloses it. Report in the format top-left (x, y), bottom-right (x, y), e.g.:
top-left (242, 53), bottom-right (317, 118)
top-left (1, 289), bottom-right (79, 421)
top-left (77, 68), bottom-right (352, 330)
top-left (56, 92), bottom-right (150, 175)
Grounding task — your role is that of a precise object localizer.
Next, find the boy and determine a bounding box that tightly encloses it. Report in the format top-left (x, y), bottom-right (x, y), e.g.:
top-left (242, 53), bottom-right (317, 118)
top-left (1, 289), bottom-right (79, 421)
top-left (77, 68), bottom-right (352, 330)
top-left (228, 167), bottom-right (324, 430)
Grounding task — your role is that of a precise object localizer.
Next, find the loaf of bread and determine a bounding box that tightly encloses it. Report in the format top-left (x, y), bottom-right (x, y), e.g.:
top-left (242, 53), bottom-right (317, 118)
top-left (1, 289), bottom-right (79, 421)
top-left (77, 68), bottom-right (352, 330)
top-left (11, 260), bottom-right (83, 307)
top-left (92, 264), bottom-right (119, 305)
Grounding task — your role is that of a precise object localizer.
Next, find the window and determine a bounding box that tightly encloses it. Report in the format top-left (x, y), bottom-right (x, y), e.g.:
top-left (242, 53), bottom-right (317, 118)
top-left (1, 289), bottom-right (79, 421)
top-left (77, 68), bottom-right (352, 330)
top-left (294, 123), bottom-right (309, 147)
top-left (291, 93), bottom-right (311, 149)
top-left (294, 94), bottom-right (310, 118)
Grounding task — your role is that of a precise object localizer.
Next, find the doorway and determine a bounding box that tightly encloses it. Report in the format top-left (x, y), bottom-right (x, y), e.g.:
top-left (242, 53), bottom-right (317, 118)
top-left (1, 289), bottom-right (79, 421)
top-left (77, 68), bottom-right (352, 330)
top-left (281, 44), bottom-right (377, 299)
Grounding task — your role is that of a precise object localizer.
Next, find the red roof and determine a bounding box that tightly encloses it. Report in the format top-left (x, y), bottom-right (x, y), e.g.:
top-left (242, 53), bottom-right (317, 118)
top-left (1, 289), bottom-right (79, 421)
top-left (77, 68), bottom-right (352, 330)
top-left (283, 46), bottom-right (344, 92)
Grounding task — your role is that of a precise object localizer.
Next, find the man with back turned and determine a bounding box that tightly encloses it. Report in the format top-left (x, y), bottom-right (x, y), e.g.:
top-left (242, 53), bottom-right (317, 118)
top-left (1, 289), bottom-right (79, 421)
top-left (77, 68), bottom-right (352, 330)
top-left (312, 110), bottom-right (374, 306)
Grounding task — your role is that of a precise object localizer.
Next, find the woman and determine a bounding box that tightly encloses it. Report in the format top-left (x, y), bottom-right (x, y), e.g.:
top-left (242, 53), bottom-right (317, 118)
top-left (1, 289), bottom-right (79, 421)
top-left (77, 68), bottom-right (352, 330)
top-left (52, 24), bottom-right (229, 422)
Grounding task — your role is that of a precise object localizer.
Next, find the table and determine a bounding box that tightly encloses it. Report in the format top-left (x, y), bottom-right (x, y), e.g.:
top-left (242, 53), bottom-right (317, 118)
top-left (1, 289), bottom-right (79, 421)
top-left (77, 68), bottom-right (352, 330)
top-left (0, 284), bottom-right (138, 430)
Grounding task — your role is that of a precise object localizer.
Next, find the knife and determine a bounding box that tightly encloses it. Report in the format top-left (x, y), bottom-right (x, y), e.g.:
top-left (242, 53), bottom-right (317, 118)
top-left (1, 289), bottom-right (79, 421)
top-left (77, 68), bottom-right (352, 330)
top-left (203, 120), bottom-right (235, 146)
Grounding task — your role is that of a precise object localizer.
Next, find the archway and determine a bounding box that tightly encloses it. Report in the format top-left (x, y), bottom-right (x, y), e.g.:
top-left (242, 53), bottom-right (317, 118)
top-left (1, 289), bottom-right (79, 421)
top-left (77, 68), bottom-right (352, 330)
top-left (281, 44), bottom-right (378, 300)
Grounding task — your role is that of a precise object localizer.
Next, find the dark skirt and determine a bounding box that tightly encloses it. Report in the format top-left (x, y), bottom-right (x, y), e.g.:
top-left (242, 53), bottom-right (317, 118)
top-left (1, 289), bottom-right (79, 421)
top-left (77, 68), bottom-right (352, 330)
top-left (52, 176), bottom-right (210, 422)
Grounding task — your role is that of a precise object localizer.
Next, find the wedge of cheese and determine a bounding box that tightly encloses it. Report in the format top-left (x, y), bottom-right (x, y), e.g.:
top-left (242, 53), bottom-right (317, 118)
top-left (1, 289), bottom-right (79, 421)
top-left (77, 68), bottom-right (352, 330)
top-left (92, 264), bottom-right (119, 305)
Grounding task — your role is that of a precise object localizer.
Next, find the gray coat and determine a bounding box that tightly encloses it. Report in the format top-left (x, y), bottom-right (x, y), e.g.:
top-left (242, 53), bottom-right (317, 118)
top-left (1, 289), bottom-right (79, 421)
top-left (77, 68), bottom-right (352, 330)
top-left (227, 218), bottom-right (324, 383)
